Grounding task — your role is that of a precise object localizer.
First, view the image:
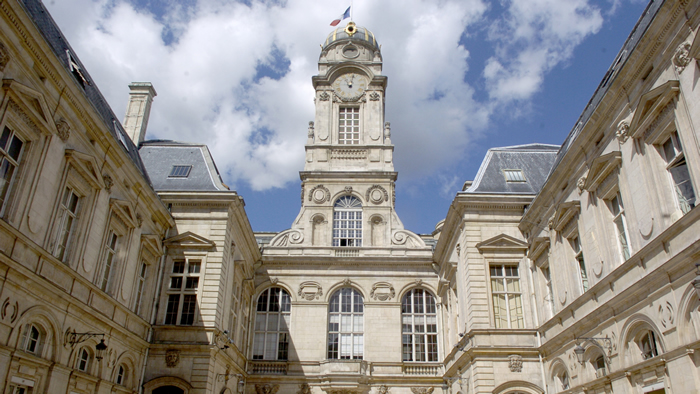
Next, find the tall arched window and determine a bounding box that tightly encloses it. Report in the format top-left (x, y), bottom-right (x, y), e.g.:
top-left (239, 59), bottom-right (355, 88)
top-left (253, 287), bottom-right (291, 360)
top-left (402, 288), bottom-right (438, 362)
top-left (333, 196), bottom-right (362, 247)
top-left (19, 324), bottom-right (44, 355)
top-left (328, 288), bottom-right (363, 359)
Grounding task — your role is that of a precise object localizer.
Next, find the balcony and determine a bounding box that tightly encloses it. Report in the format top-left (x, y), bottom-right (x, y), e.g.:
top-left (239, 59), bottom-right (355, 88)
top-left (402, 363), bottom-right (443, 376)
top-left (248, 361), bottom-right (288, 375)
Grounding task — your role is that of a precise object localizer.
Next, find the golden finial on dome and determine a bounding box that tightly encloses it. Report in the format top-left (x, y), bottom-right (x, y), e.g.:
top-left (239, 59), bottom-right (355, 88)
top-left (345, 21), bottom-right (357, 37)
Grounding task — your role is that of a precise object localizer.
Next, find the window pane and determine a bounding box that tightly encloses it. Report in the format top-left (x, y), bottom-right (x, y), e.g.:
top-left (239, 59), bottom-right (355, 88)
top-left (180, 295), bottom-right (196, 325)
top-left (165, 294), bottom-right (179, 324)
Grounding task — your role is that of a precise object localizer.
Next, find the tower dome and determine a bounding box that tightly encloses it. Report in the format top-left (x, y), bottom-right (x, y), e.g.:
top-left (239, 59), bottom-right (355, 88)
top-left (323, 21), bottom-right (379, 51)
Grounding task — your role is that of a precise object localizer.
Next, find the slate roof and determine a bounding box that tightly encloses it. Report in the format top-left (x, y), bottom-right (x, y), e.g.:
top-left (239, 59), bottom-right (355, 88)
top-left (464, 144), bottom-right (559, 195)
top-left (21, 0), bottom-right (150, 183)
top-left (139, 141), bottom-right (229, 192)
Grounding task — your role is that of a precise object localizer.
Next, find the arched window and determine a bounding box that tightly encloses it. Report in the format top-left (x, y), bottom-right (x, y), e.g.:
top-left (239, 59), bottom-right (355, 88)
top-left (592, 355), bottom-right (606, 378)
top-left (328, 288), bottom-right (364, 359)
top-left (402, 288), bottom-right (438, 362)
top-left (116, 364), bottom-right (127, 385)
top-left (77, 347), bottom-right (92, 372)
top-left (19, 324), bottom-right (44, 355)
top-left (333, 196), bottom-right (362, 247)
top-left (253, 287), bottom-right (291, 360)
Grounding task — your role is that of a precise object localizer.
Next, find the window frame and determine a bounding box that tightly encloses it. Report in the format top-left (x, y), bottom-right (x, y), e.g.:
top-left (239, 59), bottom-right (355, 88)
top-left (19, 323), bottom-right (44, 356)
top-left (607, 192), bottom-right (631, 261)
top-left (327, 287), bottom-right (364, 360)
top-left (338, 106), bottom-right (361, 145)
top-left (659, 131), bottom-right (696, 214)
top-left (0, 125), bottom-right (26, 217)
top-left (401, 288), bottom-right (439, 362)
top-left (569, 235), bottom-right (588, 293)
top-left (252, 287), bottom-right (291, 361)
top-left (332, 195), bottom-right (363, 247)
top-left (489, 264), bottom-right (524, 329)
top-left (99, 229), bottom-right (120, 292)
top-left (163, 257), bottom-right (203, 325)
top-left (76, 346), bottom-right (92, 372)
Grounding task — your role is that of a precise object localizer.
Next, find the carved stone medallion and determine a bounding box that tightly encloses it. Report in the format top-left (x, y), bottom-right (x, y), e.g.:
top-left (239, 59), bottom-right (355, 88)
top-left (366, 185), bottom-right (389, 204)
top-left (309, 184), bottom-right (331, 203)
top-left (256, 384), bottom-right (280, 394)
top-left (297, 384), bottom-right (312, 394)
top-left (370, 282), bottom-right (395, 301)
top-left (298, 282), bottom-right (323, 300)
top-left (410, 388), bottom-right (434, 394)
top-left (165, 349), bottom-right (180, 367)
top-left (673, 42), bottom-right (691, 73)
top-left (319, 92), bottom-right (330, 101)
top-left (616, 120), bottom-right (630, 143)
top-left (370, 92), bottom-right (380, 101)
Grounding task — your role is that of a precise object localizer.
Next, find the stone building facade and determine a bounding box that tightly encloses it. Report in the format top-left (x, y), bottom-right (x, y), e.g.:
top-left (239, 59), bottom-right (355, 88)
top-left (0, 0), bottom-right (699, 394)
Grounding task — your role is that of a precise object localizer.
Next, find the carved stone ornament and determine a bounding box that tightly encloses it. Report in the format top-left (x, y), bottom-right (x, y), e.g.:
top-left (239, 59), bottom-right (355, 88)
top-left (103, 174), bottom-right (113, 192)
top-left (297, 384), bottom-right (312, 394)
top-left (301, 186), bottom-right (305, 206)
top-left (673, 42), bottom-right (691, 73)
top-left (55, 118), bottom-right (71, 141)
top-left (165, 349), bottom-right (180, 367)
top-left (298, 281), bottom-right (323, 300)
top-left (370, 282), bottom-right (396, 301)
top-left (308, 121), bottom-right (315, 138)
top-left (319, 92), bottom-right (330, 101)
top-left (377, 386), bottom-right (389, 394)
top-left (256, 384), bottom-right (280, 394)
top-left (343, 278), bottom-right (352, 286)
top-left (616, 120), bottom-right (630, 143)
top-left (508, 354), bottom-right (523, 372)
top-left (410, 388), bottom-right (434, 394)
top-left (136, 213), bottom-right (143, 227)
top-left (366, 185), bottom-right (389, 204)
top-left (269, 229), bottom-right (304, 246)
top-left (577, 176), bottom-right (587, 194)
top-left (0, 41), bottom-right (9, 71)
top-left (384, 122), bottom-right (391, 139)
top-left (370, 92), bottom-right (381, 101)
top-left (309, 184), bottom-right (331, 203)
top-left (344, 186), bottom-right (353, 194)
top-left (1, 297), bottom-right (18, 322)
top-left (658, 300), bottom-right (675, 328)
top-left (392, 182), bottom-right (396, 205)
top-left (456, 243), bottom-right (461, 256)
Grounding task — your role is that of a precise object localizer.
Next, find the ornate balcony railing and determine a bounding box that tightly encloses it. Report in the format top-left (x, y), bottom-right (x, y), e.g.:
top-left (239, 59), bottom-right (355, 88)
top-left (249, 361), bottom-right (288, 375)
top-left (402, 363), bottom-right (442, 376)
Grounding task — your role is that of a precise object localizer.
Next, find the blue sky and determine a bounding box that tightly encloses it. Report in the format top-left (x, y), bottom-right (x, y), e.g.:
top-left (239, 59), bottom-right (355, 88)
top-left (46, 0), bottom-right (648, 234)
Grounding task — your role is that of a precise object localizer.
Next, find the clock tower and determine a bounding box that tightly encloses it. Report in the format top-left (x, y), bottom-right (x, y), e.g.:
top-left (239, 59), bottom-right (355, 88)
top-left (270, 22), bottom-right (426, 250)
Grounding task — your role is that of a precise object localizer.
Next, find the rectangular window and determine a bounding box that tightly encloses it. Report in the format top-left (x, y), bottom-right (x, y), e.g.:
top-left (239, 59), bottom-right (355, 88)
top-left (134, 261), bottom-right (147, 314)
top-left (662, 132), bottom-right (696, 214)
top-left (332, 210), bottom-right (363, 247)
top-left (169, 165), bottom-right (192, 178)
top-left (571, 236), bottom-right (588, 292)
top-left (542, 266), bottom-right (555, 315)
top-left (490, 265), bottom-right (524, 329)
top-left (164, 258), bottom-right (201, 325)
top-left (338, 107), bottom-right (360, 144)
top-left (100, 231), bottom-right (119, 292)
top-left (53, 186), bottom-right (80, 262)
top-left (0, 126), bottom-right (24, 214)
top-left (8, 385), bottom-right (32, 394)
top-left (608, 193), bottom-right (631, 261)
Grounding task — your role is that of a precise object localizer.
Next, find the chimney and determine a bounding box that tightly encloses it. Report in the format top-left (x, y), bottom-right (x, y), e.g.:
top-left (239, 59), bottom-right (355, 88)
top-left (123, 82), bottom-right (156, 145)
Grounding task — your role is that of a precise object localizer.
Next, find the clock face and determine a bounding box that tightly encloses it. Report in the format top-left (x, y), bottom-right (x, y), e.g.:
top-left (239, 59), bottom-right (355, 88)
top-left (332, 73), bottom-right (367, 100)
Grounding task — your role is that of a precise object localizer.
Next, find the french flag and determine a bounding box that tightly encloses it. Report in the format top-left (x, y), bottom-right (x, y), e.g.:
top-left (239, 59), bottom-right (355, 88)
top-left (330, 6), bottom-right (351, 26)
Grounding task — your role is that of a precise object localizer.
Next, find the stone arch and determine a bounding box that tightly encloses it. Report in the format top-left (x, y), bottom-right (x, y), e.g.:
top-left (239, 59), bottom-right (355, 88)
top-left (330, 189), bottom-right (365, 205)
top-left (620, 313), bottom-right (665, 366)
top-left (397, 281), bottom-right (439, 303)
top-left (10, 304), bottom-right (63, 362)
top-left (677, 283), bottom-right (700, 343)
top-left (548, 358), bottom-right (571, 392)
top-left (325, 279), bottom-right (367, 302)
top-left (68, 337), bottom-right (100, 373)
top-left (492, 380), bottom-right (543, 394)
top-left (254, 281), bottom-right (295, 303)
top-left (144, 376), bottom-right (192, 394)
top-left (112, 351), bottom-right (138, 389)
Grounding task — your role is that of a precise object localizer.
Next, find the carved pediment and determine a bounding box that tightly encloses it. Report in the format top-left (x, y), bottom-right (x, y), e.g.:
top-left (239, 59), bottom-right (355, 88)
top-left (552, 201), bottom-right (581, 233)
top-left (476, 234), bottom-right (528, 253)
top-left (582, 151), bottom-right (621, 194)
top-left (629, 80), bottom-right (679, 142)
top-left (164, 231), bottom-right (215, 249)
top-left (65, 150), bottom-right (105, 189)
top-left (528, 236), bottom-right (550, 262)
top-left (2, 79), bottom-right (54, 135)
top-left (141, 234), bottom-right (162, 260)
top-left (110, 199), bottom-right (138, 228)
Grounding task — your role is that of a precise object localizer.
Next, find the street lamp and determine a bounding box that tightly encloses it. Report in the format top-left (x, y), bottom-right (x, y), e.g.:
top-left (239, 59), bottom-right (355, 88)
top-left (574, 337), bottom-right (612, 365)
top-left (65, 330), bottom-right (108, 361)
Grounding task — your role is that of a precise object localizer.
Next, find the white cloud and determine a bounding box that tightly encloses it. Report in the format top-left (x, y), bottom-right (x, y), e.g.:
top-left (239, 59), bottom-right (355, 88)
top-left (44, 0), bottom-right (608, 192)
top-left (484, 0), bottom-right (604, 104)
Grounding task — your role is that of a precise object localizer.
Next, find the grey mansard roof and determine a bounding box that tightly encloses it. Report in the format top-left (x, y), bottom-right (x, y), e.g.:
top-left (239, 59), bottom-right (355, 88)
top-left (22, 0), bottom-right (150, 183)
top-left (139, 141), bottom-right (229, 192)
top-left (463, 143), bottom-right (559, 195)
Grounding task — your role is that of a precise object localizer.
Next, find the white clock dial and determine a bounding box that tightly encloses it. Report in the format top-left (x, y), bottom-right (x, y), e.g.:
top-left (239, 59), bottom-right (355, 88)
top-left (332, 73), bottom-right (367, 100)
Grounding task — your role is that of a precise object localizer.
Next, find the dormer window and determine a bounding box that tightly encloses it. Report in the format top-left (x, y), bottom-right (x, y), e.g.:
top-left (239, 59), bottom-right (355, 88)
top-left (66, 50), bottom-right (89, 87)
top-left (504, 169), bottom-right (526, 182)
top-left (169, 165), bottom-right (192, 178)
